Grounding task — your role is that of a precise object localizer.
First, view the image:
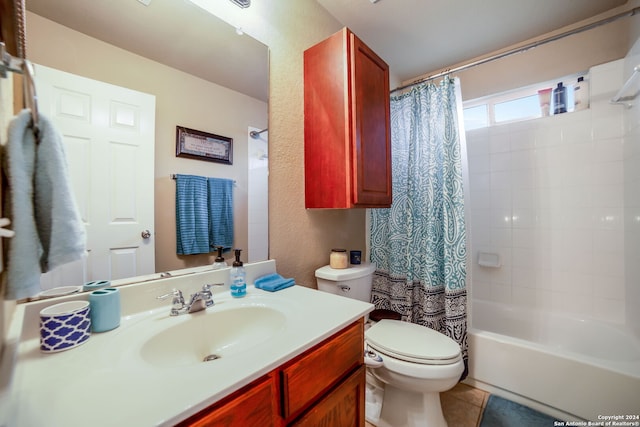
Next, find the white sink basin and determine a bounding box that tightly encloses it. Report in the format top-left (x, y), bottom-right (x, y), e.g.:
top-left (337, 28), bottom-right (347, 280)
top-left (139, 305), bottom-right (287, 368)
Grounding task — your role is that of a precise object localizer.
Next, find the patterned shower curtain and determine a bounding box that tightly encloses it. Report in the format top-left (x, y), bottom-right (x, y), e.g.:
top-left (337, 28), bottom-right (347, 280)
top-left (369, 77), bottom-right (468, 378)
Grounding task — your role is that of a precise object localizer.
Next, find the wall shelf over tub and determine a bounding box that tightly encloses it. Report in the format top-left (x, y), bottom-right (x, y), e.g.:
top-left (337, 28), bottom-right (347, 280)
top-left (611, 64), bottom-right (640, 107)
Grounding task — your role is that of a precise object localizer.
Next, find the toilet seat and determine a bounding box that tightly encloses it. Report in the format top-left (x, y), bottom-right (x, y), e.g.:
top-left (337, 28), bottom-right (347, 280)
top-left (365, 319), bottom-right (462, 365)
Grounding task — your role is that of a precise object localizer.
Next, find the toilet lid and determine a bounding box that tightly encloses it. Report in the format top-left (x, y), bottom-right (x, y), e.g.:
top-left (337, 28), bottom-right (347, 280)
top-left (365, 319), bottom-right (461, 365)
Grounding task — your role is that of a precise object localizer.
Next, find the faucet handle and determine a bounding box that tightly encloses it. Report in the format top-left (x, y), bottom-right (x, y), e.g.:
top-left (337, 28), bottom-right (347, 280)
top-left (202, 283), bottom-right (224, 291)
top-left (201, 283), bottom-right (222, 308)
top-left (157, 288), bottom-right (184, 306)
top-left (157, 288), bottom-right (183, 301)
top-left (157, 289), bottom-right (185, 316)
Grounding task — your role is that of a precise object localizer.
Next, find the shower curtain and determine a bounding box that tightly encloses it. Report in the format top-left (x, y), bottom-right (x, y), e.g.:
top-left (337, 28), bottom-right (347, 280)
top-left (369, 77), bottom-right (468, 377)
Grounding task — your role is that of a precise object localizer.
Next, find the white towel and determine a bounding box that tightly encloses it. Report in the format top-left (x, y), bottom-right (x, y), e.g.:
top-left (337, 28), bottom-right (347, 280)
top-left (2, 109), bottom-right (86, 300)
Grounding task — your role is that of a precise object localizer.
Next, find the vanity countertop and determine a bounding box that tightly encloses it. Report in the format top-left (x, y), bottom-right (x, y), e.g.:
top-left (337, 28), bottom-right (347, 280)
top-left (2, 261), bottom-right (373, 427)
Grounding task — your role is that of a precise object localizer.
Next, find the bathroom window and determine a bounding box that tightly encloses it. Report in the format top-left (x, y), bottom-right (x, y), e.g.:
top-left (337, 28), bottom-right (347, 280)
top-left (463, 104), bottom-right (489, 130)
top-left (462, 71), bottom-right (586, 129)
top-left (494, 94), bottom-right (540, 123)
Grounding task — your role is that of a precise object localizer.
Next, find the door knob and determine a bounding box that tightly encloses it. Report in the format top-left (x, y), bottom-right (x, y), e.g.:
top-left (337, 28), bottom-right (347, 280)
top-left (141, 230), bottom-right (151, 239)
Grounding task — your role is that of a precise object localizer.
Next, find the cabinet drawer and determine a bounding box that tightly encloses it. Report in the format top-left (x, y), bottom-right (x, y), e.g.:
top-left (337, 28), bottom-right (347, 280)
top-left (291, 366), bottom-right (366, 427)
top-left (177, 374), bottom-right (277, 427)
top-left (281, 320), bottom-right (364, 419)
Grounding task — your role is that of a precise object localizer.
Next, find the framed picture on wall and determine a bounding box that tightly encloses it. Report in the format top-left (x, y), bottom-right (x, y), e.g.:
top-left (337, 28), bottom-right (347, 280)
top-left (175, 126), bottom-right (233, 165)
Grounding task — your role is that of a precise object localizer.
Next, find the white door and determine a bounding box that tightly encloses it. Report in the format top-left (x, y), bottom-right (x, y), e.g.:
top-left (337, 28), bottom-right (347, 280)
top-left (35, 64), bottom-right (156, 288)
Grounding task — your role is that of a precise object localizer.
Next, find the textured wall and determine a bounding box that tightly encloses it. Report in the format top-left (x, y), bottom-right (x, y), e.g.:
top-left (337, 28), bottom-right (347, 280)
top-left (247, 1), bottom-right (367, 288)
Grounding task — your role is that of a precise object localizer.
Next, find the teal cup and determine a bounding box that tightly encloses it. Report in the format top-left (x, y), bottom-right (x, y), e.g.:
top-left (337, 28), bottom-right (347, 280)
top-left (89, 288), bottom-right (121, 332)
top-left (83, 280), bottom-right (111, 292)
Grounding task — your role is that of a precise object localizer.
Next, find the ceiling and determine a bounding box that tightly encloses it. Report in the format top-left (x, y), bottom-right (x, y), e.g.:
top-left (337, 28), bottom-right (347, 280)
top-left (25, 0), bottom-right (629, 100)
top-left (318, 0), bottom-right (629, 85)
top-left (25, 0), bottom-right (269, 102)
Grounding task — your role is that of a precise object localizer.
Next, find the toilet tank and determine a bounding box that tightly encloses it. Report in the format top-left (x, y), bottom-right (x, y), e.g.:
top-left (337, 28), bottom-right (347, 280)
top-left (315, 263), bottom-right (376, 302)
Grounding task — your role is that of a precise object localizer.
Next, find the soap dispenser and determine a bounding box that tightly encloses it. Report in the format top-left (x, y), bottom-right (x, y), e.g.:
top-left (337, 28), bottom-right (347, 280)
top-left (230, 249), bottom-right (246, 298)
top-left (212, 246), bottom-right (228, 270)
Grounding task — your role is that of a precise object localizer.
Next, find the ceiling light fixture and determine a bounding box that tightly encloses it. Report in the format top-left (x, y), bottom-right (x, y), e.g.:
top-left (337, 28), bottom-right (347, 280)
top-left (229, 0), bottom-right (251, 8)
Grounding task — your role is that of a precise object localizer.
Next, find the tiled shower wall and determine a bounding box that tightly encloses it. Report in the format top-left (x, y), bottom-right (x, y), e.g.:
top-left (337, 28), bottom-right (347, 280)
top-left (466, 59), bottom-right (630, 325)
top-left (623, 44), bottom-right (640, 337)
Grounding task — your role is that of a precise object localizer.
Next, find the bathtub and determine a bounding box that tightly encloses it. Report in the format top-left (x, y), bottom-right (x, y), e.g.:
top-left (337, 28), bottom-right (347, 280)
top-left (466, 300), bottom-right (640, 421)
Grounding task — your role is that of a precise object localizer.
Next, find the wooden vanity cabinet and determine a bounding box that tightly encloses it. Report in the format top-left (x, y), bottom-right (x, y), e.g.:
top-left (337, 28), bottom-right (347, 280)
top-left (304, 28), bottom-right (392, 209)
top-left (280, 319), bottom-right (364, 424)
top-left (178, 319), bottom-right (365, 427)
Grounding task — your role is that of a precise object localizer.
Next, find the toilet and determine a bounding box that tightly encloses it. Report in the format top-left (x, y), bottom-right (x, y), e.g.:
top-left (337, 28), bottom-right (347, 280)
top-left (315, 263), bottom-right (464, 427)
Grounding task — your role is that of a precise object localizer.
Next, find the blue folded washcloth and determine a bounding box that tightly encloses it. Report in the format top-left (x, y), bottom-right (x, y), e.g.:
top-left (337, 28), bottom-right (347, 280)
top-left (254, 273), bottom-right (295, 292)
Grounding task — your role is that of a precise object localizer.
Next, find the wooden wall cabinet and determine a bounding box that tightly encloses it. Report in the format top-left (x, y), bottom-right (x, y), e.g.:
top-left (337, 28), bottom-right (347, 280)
top-left (177, 319), bottom-right (365, 427)
top-left (304, 28), bottom-right (392, 208)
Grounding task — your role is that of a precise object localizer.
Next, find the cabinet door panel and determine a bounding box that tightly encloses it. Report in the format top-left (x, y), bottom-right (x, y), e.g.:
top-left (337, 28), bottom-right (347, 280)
top-left (351, 34), bottom-right (391, 207)
top-left (291, 366), bottom-right (366, 427)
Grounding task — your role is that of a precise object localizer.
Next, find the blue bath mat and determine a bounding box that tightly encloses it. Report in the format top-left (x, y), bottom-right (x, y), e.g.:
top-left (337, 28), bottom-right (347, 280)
top-left (480, 395), bottom-right (558, 427)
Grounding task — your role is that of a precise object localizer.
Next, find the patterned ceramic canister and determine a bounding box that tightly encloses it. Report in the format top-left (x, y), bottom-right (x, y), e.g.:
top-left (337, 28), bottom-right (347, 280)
top-left (39, 301), bottom-right (91, 353)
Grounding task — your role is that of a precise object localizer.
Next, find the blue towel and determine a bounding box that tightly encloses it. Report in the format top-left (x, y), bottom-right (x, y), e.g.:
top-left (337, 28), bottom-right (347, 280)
top-left (175, 174), bottom-right (210, 255)
top-left (207, 177), bottom-right (234, 251)
top-left (3, 109), bottom-right (86, 300)
top-left (254, 273), bottom-right (295, 292)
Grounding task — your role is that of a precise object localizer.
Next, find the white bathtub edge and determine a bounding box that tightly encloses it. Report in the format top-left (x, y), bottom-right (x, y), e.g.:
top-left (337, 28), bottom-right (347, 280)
top-left (462, 378), bottom-right (582, 422)
top-left (467, 329), bottom-right (640, 421)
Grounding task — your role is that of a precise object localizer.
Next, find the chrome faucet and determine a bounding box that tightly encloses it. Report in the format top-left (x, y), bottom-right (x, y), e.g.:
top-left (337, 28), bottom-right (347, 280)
top-left (157, 284), bottom-right (222, 316)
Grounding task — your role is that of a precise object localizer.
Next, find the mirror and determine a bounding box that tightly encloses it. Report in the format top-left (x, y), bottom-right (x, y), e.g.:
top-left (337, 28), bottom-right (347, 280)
top-left (22, 0), bottom-right (269, 292)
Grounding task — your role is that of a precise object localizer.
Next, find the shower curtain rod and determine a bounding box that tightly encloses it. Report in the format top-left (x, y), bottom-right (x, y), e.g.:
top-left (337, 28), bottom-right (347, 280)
top-left (391, 6), bottom-right (640, 94)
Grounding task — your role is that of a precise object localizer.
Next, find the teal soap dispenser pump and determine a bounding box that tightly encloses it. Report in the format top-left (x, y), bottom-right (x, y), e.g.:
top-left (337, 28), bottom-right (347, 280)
top-left (230, 249), bottom-right (246, 298)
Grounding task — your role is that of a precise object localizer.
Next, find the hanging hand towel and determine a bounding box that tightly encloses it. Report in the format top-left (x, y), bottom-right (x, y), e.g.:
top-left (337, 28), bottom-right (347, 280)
top-left (207, 177), bottom-right (234, 251)
top-left (34, 112), bottom-right (86, 272)
top-left (2, 109), bottom-right (86, 300)
top-left (254, 273), bottom-right (295, 292)
top-left (175, 174), bottom-right (210, 255)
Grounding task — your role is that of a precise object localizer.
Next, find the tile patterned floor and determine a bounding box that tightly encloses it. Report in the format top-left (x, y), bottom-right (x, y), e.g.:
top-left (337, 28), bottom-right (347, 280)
top-left (365, 383), bottom-right (489, 427)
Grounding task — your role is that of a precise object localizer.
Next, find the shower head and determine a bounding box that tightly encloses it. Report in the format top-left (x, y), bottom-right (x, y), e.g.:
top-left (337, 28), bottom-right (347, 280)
top-left (250, 128), bottom-right (268, 138)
